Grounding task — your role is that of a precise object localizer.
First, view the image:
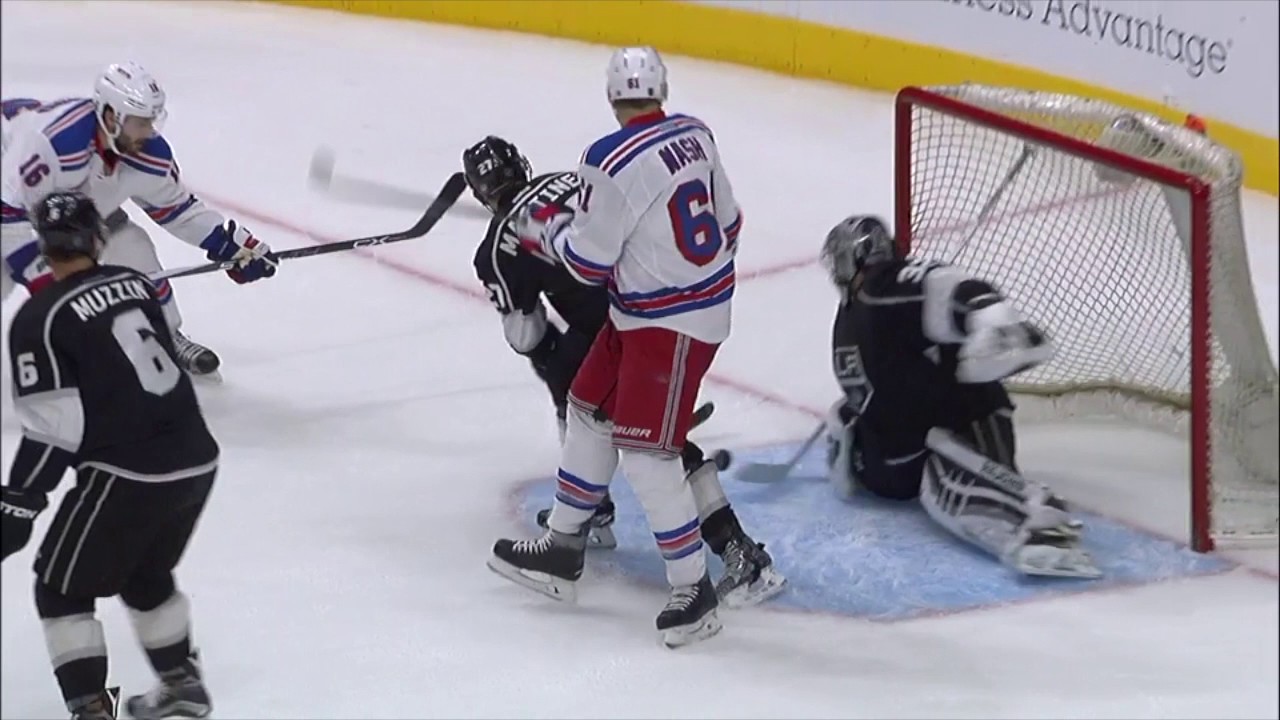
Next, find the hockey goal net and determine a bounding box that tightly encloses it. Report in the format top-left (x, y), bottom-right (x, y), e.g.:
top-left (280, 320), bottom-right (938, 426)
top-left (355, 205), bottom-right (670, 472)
top-left (895, 84), bottom-right (1278, 553)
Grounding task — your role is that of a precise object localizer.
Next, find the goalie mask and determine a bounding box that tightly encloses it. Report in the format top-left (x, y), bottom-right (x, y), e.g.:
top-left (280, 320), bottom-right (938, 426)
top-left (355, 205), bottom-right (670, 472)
top-left (462, 136), bottom-right (532, 214)
top-left (820, 215), bottom-right (896, 286)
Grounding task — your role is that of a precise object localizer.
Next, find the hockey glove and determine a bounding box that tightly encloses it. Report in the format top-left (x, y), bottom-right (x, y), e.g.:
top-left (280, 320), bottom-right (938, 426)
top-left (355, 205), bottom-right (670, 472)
top-left (2, 487), bottom-right (47, 561)
top-left (958, 304), bottom-right (1056, 384)
top-left (513, 202), bottom-right (573, 262)
top-left (199, 219), bottom-right (279, 284)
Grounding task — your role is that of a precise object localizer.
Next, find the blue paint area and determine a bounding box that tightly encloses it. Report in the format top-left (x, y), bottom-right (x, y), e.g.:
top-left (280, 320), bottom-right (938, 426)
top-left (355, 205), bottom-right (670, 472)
top-left (514, 440), bottom-right (1234, 621)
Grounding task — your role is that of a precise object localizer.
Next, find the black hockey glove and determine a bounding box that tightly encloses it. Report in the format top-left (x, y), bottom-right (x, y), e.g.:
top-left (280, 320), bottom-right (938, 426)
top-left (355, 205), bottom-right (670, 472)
top-left (2, 487), bottom-right (47, 561)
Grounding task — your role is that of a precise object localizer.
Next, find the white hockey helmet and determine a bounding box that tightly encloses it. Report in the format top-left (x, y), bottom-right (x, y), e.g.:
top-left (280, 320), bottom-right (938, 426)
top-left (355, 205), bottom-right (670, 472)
top-left (93, 62), bottom-right (168, 152)
top-left (606, 46), bottom-right (668, 104)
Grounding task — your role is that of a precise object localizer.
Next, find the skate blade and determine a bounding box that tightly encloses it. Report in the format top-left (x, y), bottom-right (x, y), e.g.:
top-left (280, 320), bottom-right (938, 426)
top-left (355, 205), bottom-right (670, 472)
top-left (720, 566), bottom-right (788, 609)
top-left (660, 609), bottom-right (723, 649)
top-left (588, 525), bottom-right (617, 550)
top-left (189, 369), bottom-right (223, 385)
top-left (1011, 551), bottom-right (1103, 580)
top-left (486, 556), bottom-right (578, 603)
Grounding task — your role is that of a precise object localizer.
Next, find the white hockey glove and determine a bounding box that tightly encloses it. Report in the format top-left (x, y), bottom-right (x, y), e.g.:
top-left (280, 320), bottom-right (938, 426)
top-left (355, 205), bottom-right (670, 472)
top-left (513, 202), bottom-right (573, 263)
top-left (957, 303), bottom-right (1055, 383)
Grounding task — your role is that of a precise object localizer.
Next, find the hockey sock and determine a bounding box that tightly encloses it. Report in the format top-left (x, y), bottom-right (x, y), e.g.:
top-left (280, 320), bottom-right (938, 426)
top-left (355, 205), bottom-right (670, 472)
top-left (35, 585), bottom-right (107, 711)
top-left (127, 591), bottom-right (196, 679)
top-left (548, 403), bottom-right (619, 535)
top-left (620, 450), bottom-right (707, 587)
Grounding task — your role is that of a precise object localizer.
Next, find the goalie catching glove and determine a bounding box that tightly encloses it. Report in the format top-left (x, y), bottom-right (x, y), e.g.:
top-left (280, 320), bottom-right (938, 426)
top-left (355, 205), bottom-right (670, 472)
top-left (198, 219), bottom-right (279, 284)
top-left (957, 301), bottom-right (1056, 384)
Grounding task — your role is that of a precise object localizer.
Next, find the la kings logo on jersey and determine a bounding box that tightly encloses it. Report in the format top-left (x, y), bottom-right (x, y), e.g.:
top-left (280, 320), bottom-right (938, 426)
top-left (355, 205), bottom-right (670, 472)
top-left (834, 344), bottom-right (873, 413)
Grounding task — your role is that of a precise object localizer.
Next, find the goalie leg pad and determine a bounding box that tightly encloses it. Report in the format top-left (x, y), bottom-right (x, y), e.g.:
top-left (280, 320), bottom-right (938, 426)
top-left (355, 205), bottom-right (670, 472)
top-left (922, 426), bottom-right (1100, 579)
top-left (546, 403), bottom-right (619, 536)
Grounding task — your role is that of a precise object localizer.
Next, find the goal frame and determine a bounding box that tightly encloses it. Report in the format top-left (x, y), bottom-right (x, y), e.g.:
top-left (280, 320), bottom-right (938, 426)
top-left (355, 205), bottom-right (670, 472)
top-left (892, 86), bottom-right (1217, 552)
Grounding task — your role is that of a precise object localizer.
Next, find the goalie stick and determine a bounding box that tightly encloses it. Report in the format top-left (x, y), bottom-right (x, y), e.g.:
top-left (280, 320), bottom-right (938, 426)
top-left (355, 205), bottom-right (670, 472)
top-left (149, 172), bottom-right (467, 283)
top-left (308, 145), bottom-right (493, 221)
top-left (734, 421), bottom-right (825, 484)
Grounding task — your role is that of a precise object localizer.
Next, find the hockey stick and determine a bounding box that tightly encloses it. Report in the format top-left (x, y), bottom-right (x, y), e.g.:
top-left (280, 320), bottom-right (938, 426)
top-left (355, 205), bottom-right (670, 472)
top-left (150, 173), bottom-right (467, 282)
top-left (734, 421), bottom-right (826, 484)
top-left (308, 146), bottom-right (493, 221)
top-left (947, 143), bottom-right (1037, 263)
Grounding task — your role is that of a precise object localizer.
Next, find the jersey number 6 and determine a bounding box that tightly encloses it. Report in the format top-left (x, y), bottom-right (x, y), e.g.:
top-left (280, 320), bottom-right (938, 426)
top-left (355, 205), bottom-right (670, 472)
top-left (667, 179), bottom-right (722, 267)
top-left (112, 308), bottom-right (182, 397)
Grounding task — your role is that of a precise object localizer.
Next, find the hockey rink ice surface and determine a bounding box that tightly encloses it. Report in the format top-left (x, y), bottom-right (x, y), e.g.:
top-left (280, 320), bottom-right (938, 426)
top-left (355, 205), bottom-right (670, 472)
top-left (2, 2), bottom-right (1277, 718)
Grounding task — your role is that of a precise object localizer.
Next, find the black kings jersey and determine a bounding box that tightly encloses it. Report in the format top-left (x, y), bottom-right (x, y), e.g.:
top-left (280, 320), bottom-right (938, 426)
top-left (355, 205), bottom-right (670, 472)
top-left (6, 264), bottom-right (218, 494)
top-left (833, 257), bottom-right (1013, 454)
top-left (473, 171), bottom-right (608, 337)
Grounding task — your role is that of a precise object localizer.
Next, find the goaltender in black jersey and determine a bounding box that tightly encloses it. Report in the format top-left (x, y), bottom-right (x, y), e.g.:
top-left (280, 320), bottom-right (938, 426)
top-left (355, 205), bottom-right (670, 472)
top-left (821, 215), bottom-right (1101, 579)
top-left (1, 192), bottom-right (217, 719)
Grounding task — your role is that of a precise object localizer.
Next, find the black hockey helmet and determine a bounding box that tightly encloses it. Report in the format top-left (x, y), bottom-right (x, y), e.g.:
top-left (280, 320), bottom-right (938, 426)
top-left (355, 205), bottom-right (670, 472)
top-left (462, 135), bottom-right (532, 213)
top-left (32, 191), bottom-right (106, 261)
top-left (820, 215), bottom-right (897, 286)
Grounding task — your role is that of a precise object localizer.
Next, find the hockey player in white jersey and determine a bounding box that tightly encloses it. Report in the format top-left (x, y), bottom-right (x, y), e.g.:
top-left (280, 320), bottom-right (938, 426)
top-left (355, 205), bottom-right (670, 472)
top-left (821, 215), bottom-right (1100, 579)
top-left (1, 62), bottom-right (279, 378)
top-left (487, 47), bottom-right (745, 647)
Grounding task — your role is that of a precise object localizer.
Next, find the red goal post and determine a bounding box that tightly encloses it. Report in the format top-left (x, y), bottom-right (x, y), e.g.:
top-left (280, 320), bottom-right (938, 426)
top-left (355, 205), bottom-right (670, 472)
top-left (894, 84), bottom-right (1278, 553)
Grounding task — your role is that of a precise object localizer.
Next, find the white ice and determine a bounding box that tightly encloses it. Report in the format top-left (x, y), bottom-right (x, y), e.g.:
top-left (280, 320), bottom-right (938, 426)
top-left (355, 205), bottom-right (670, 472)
top-left (1, 2), bottom-right (1276, 718)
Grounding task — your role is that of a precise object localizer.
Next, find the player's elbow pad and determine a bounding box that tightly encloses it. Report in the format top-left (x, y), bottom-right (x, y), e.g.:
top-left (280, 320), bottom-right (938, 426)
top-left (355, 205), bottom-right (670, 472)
top-left (504, 308), bottom-right (551, 356)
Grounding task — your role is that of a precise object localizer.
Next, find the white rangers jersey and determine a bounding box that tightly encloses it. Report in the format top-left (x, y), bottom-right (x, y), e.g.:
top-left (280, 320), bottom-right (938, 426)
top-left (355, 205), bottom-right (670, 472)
top-left (552, 111), bottom-right (743, 344)
top-left (1, 97), bottom-right (229, 288)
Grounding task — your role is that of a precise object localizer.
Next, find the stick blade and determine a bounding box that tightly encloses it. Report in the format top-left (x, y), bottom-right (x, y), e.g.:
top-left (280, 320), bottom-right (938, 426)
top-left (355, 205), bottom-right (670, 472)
top-left (734, 462), bottom-right (790, 484)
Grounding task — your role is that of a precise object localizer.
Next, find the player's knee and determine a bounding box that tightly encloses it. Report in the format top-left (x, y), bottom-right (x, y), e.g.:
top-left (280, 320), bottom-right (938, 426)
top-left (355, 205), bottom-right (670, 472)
top-left (119, 571), bottom-right (176, 613)
top-left (620, 449), bottom-right (684, 491)
top-left (567, 402), bottom-right (610, 437)
top-left (34, 580), bottom-right (95, 620)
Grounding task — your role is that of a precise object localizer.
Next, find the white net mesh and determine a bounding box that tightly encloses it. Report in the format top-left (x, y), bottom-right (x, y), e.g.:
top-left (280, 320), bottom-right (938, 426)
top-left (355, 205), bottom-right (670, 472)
top-left (900, 84), bottom-right (1278, 547)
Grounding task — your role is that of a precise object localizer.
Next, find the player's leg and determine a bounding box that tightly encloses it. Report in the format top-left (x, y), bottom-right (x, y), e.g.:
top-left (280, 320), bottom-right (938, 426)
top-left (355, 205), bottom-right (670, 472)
top-left (682, 441), bottom-right (787, 607)
top-left (612, 327), bottom-right (721, 647)
top-left (31, 468), bottom-right (155, 718)
top-left (920, 416), bottom-right (1100, 578)
top-left (825, 399), bottom-right (925, 502)
top-left (100, 208), bottom-right (220, 378)
top-left (119, 470), bottom-right (216, 720)
top-left (488, 322), bottom-right (624, 601)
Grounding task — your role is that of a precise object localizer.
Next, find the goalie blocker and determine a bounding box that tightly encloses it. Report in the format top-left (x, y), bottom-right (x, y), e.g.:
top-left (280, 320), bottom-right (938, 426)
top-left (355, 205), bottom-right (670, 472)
top-left (821, 215), bottom-right (1100, 579)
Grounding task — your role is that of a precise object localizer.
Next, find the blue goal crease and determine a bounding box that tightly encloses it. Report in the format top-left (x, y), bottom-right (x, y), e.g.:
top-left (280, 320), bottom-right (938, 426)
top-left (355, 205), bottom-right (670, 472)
top-left (510, 440), bottom-right (1235, 622)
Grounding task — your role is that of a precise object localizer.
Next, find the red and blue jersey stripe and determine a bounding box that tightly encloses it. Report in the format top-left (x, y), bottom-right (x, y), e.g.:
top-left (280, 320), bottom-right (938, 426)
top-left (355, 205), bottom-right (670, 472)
top-left (582, 113), bottom-right (714, 179)
top-left (610, 260), bottom-right (735, 320)
top-left (562, 242), bottom-right (612, 286)
top-left (1, 201), bottom-right (28, 225)
top-left (139, 194), bottom-right (198, 226)
top-left (119, 135), bottom-right (176, 178)
top-left (41, 99), bottom-right (96, 173)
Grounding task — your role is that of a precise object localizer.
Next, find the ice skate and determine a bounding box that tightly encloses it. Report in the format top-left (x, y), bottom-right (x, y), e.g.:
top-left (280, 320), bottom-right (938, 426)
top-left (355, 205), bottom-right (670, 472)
top-left (489, 527), bottom-right (587, 602)
top-left (657, 573), bottom-right (722, 649)
top-left (715, 535), bottom-right (787, 608)
top-left (71, 687), bottom-right (119, 720)
top-left (124, 654), bottom-right (211, 719)
top-left (171, 330), bottom-right (222, 382)
top-left (536, 494), bottom-right (616, 549)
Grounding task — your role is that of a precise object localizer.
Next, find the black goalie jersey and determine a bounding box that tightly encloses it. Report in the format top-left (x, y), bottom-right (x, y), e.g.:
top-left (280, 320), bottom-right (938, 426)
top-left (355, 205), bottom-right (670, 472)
top-left (832, 257), bottom-right (1015, 455)
top-left (6, 265), bottom-right (219, 495)
top-left (472, 171), bottom-right (608, 338)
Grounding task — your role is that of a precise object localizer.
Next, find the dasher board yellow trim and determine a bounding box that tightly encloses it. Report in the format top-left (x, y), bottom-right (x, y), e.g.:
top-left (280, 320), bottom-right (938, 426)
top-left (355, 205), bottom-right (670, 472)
top-left (266, 0), bottom-right (1279, 195)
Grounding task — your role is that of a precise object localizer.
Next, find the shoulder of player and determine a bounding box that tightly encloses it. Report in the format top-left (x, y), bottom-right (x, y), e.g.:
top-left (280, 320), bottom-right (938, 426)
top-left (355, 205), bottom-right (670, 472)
top-left (578, 114), bottom-right (713, 178)
top-left (118, 134), bottom-right (177, 178)
top-left (28, 98), bottom-right (97, 174)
